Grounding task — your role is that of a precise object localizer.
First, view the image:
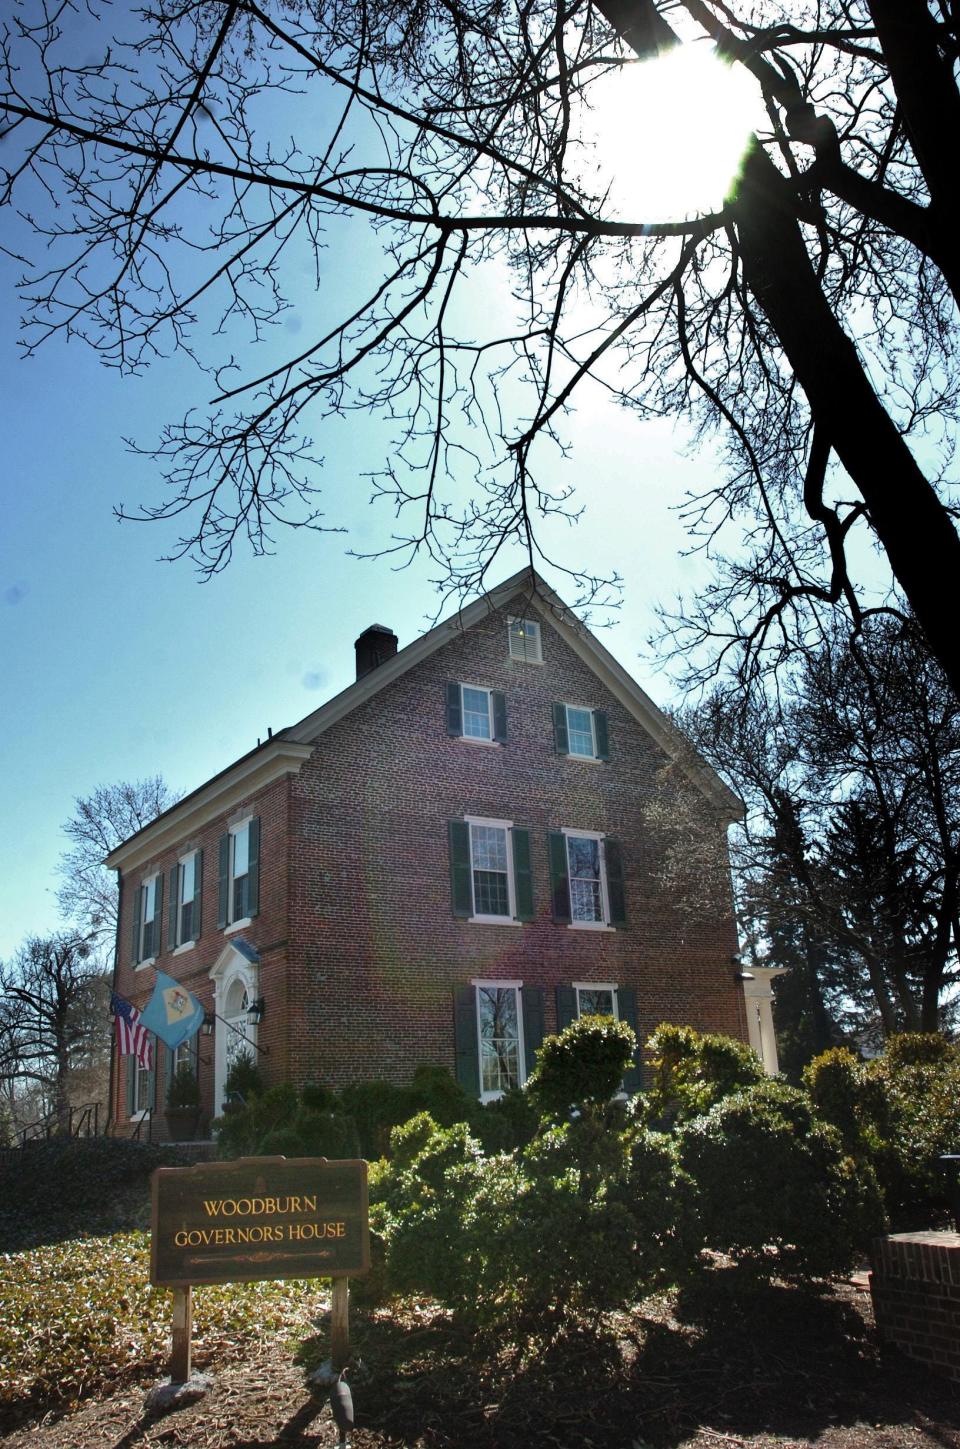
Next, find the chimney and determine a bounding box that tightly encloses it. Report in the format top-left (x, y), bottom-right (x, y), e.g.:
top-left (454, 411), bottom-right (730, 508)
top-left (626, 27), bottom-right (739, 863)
top-left (355, 623), bottom-right (399, 680)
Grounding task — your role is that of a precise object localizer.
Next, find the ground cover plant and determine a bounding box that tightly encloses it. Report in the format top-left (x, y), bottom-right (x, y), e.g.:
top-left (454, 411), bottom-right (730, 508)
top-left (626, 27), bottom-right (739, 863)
top-left (0, 1230), bottom-right (320, 1429)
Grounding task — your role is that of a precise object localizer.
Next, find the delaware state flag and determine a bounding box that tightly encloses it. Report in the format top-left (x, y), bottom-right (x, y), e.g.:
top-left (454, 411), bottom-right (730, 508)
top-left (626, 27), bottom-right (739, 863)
top-left (139, 970), bottom-right (204, 1051)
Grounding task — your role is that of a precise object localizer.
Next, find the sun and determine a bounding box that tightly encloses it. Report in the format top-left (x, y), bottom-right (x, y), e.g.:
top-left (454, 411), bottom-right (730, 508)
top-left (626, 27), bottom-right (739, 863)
top-left (577, 43), bottom-right (765, 222)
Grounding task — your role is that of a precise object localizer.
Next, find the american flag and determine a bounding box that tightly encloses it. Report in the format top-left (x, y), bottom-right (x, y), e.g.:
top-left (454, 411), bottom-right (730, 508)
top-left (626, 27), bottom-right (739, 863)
top-left (110, 992), bottom-right (153, 1070)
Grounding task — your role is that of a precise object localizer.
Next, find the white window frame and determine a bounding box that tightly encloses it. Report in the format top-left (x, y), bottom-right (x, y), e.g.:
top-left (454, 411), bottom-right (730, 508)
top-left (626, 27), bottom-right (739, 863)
top-left (459, 682), bottom-right (497, 744)
top-left (563, 703), bottom-right (599, 760)
top-left (465, 816), bottom-right (520, 925)
top-left (562, 827), bottom-right (614, 930)
top-left (573, 982), bottom-right (619, 1019)
top-left (507, 616), bottom-right (543, 664)
top-left (225, 818), bottom-right (252, 931)
top-left (136, 874), bottom-right (159, 967)
top-left (172, 850), bottom-right (198, 952)
top-left (473, 979), bottom-right (525, 1102)
top-left (172, 1037), bottom-right (195, 1075)
top-left (132, 1059), bottom-right (152, 1120)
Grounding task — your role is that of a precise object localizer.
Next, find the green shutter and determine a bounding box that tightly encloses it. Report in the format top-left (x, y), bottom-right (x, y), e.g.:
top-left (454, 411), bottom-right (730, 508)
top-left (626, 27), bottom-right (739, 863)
top-left (594, 710), bottom-right (609, 761)
top-left (168, 866), bottom-right (179, 948)
top-left (617, 987), bottom-right (642, 1094)
top-left (148, 1054), bottom-right (157, 1111)
top-left (193, 848), bottom-right (203, 940)
top-left (247, 817), bottom-right (260, 918)
top-left (453, 986), bottom-right (480, 1096)
top-left (548, 832), bottom-right (571, 922)
top-left (512, 827), bottom-right (534, 921)
top-left (605, 838), bottom-right (627, 926)
top-left (492, 691), bottom-right (507, 743)
top-left (126, 1056), bottom-right (136, 1116)
top-left (166, 1043), bottom-right (176, 1100)
top-left (153, 872), bottom-right (164, 957)
top-left (521, 987), bottom-right (545, 1081)
top-left (448, 820), bottom-right (472, 917)
top-left (552, 702), bottom-right (569, 755)
top-left (217, 834), bottom-right (229, 928)
top-left (131, 882), bottom-right (143, 965)
top-left (446, 681), bottom-right (463, 737)
top-left (555, 985), bottom-right (577, 1033)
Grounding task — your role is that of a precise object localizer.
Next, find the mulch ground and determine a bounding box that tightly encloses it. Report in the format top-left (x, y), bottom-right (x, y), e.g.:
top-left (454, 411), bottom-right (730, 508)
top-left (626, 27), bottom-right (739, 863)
top-left (3, 1278), bottom-right (958, 1449)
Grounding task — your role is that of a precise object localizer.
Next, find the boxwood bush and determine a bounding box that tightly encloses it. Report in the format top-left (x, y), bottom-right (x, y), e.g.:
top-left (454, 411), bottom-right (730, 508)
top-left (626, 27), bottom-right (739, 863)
top-left (805, 1034), bottom-right (960, 1226)
top-left (676, 1080), bottom-right (885, 1282)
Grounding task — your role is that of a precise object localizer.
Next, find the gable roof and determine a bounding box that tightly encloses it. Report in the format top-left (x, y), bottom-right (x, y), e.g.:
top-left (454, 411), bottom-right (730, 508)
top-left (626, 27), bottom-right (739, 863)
top-left (106, 567), bottom-right (742, 872)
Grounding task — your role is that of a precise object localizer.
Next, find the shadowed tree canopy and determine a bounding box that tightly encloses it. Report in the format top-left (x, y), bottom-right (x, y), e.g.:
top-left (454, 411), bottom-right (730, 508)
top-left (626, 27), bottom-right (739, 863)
top-left (685, 616), bottom-right (960, 1055)
top-left (2, 1), bottom-right (959, 684)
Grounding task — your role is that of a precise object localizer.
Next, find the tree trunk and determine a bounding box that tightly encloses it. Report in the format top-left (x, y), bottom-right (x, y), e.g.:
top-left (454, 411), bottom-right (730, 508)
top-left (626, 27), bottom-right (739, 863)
top-left (732, 145), bottom-right (960, 702)
top-left (594, 0), bottom-right (960, 701)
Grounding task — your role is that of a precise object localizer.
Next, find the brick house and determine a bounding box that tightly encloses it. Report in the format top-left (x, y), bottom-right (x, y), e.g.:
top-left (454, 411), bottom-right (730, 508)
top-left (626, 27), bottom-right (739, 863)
top-left (107, 568), bottom-right (766, 1137)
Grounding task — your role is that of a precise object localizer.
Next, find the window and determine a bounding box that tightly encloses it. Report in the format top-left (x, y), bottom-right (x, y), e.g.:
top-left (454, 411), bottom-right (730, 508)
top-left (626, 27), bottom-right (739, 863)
top-left (445, 682), bottom-right (507, 743)
top-left (567, 833), bottom-right (605, 923)
top-left (218, 818), bottom-right (260, 928)
top-left (454, 983), bottom-right (545, 1100)
top-left (170, 849), bottom-right (202, 949)
top-left (172, 1037), bottom-right (195, 1075)
top-left (448, 818), bottom-right (534, 923)
top-left (133, 873), bottom-right (162, 964)
top-left (574, 982), bottom-right (618, 1018)
top-left (128, 1055), bottom-right (154, 1118)
top-left (508, 616), bottom-right (542, 663)
top-left (552, 703), bottom-right (609, 760)
top-left (477, 983), bottom-right (524, 1100)
top-left (548, 829), bottom-right (626, 928)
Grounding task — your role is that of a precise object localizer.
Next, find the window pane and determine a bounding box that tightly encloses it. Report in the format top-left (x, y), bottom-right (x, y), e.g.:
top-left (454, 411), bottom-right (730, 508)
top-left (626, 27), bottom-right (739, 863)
top-left (566, 707), bottom-right (594, 757)
top-left (471, 825), bottom-right (509, 915)
top-left (478, 987), bottom-right (520, 1092)
top-left (179, 855), bottom-right (195, 905)
top-left (233, 827), bottom-right (249, 878)
top-left (143, 878), bottom-right (155, 920)
top-left (135, 1063), bottom-right (151, 1113)
top-left (471, 825), bottom-right (507, 872)
top-left (567, 836), bottom-right (603, 922)
top-left (578, 988), bottom-right (615, 1017)
top-left (462, 686), bottom-right (491, 740)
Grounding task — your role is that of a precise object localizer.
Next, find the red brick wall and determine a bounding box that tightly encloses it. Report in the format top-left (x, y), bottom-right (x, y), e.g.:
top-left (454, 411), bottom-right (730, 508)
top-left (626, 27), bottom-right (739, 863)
top-left (109, 593), bottom-right (748, 1120)
top-left (285, 596), bottom-right (746, 1090)
top-left (111, 774), bottom-right (291, 1135)
top-left (870, 1231), bottom-right (960, 1382)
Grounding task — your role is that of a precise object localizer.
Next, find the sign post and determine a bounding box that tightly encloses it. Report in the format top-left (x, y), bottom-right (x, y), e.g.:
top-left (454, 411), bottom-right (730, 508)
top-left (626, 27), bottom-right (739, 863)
top-left (150, 1156), bottom-right (369, 1381)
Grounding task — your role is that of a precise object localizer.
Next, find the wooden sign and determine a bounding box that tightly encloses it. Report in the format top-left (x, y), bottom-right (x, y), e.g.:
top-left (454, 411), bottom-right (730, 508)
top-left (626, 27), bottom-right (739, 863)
top-left (150, 1156), bottom-right (369, 1288)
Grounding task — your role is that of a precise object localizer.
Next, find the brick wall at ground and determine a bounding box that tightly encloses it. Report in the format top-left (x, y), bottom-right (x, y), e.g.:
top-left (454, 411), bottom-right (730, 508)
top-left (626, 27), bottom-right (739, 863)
top-left (287, 595), bottom-right (745, 1088)
top-left (870, 1231), bottom-right (960, 1383)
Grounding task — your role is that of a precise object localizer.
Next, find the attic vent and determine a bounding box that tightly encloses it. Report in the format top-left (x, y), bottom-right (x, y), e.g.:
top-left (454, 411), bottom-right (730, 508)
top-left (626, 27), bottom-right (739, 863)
top-left (508, 616), bottom-right (542, 664)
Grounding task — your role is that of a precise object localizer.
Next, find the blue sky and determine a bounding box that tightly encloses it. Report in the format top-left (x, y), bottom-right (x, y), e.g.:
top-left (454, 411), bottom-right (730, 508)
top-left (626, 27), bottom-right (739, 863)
top-left (0, 249), bottom-right (717, 961)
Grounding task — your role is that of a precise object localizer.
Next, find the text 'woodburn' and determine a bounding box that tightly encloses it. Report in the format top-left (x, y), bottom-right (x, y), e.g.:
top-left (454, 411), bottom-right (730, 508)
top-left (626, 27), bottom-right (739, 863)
top-left (151, 1157), bottom-right (369, 1286)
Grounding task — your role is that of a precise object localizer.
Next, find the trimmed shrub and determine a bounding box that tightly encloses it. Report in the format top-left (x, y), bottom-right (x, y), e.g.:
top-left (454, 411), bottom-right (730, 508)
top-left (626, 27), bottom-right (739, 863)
top-left (372, 1109), bottom-right (689, 1332)
top-left (677, 1080), bottom-right (885, 1283)
top-left (470, 1086), bottom-right (539, 1153)
top-left (526, 1014), bottom-right (637, 1120)
top-left (805, 1034), bottom-right (960, 1227)
top-left (215, 1083), bottom-right (360, 1159)
top-left (644, 1023), bottom-right (764, 1125)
